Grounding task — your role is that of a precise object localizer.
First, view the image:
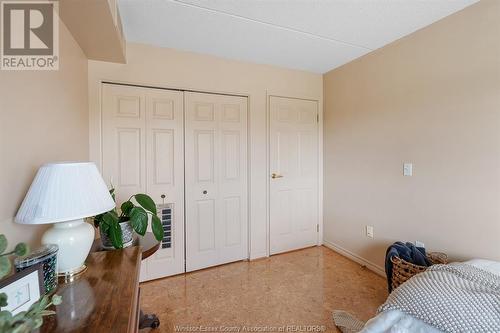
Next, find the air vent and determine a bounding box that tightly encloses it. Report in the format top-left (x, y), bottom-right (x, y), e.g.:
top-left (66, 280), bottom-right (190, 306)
top-left (156, 203), bottom-right (173, 249)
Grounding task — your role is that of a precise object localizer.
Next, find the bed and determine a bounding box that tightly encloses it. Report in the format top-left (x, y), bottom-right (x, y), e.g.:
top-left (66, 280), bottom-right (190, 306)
top-left (360, 259), bottom-right (500, 333)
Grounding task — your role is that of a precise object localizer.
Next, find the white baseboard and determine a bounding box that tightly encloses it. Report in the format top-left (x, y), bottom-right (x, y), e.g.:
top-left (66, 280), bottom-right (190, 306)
top-left (323, 240), bottom-right (386, 277)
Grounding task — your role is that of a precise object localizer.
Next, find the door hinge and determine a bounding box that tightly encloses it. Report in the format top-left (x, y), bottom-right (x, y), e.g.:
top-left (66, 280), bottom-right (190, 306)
top-left (316, 224), bottom-right (319, 232)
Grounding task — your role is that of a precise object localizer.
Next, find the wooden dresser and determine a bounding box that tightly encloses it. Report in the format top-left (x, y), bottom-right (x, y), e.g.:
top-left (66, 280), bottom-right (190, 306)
top-left (40, 247), bottom-right (142, 333)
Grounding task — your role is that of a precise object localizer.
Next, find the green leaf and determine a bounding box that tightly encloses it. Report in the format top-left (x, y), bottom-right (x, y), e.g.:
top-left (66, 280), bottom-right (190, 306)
top-left (151, 215), bottom-right (164, 241)
top-left (37, 295), bottom-right (50, 311)
top-left (134, 194), bottom-right (157, 215)
top-left (93, 213), bottom-right (103, 227)
top-left (14, 243), bottom-right (29, 257)
top-left (12, 322), bottom-right (32, 333)
top-left (102, 212), bottom-right (119, 226)
top-left (100, 216), bottom-right (110, 234)
top-left (129, 207), bottom-right (148, 236)
top-left (0, 256), bottom-right (11, 279)
top-left (51, 294), bottom-right (62, 306)
top-left (102, 213), bottom-right (122, 249)
top-left (11, 311), bottom-right (27, 326)
top-left (120, 201), bottom-right (134, 217)
top-left (0, 235), bottom-right (7, 255)
top-left (109, 222), bottom-right (123, 249)
top-left (39, 310), bottom-right (56, 316)
top-left (0, 293), bottom-right (61, 333)
top-left (0, 293), bottom-right (7, 308)
top-left (100, 219), bottom-right (110, 234)
top-left (32, 317), bottom-right (43, 329)
top-left (108, 210), bottom-right (120, 220)
top-left (0, 310), bottom-right (12, 322)
top-left (0, 310), bottom-right (12, 320)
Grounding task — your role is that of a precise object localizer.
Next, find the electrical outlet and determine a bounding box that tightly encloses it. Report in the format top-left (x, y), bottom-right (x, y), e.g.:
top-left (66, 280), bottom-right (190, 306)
top-left (415, 240), bottom-right (425, 248)
top-left (403, 163), bottom-right (413, 176)
top-left (366, 225), bottom-right (374, 238)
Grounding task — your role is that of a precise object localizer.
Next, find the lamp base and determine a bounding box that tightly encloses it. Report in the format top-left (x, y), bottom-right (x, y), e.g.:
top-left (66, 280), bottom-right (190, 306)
top-left (58, 264), bottom-right (87, 283)
top-left (42, 219), bottom-right (94, 276)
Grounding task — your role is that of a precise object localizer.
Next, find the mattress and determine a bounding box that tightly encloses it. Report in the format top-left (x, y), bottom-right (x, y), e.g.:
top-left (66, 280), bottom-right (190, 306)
top-left (360, 259), bottom-right (500, 333)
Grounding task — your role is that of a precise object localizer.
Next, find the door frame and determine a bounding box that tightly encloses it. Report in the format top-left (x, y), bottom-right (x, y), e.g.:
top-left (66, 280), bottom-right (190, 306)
top-left (266, 92), bottom-right (323, 257)
top-left (95, 81), bottom-right (252, 264)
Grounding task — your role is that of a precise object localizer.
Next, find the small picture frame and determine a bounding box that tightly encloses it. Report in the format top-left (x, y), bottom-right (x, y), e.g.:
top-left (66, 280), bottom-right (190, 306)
top-left (0, 263), bottom-right (45, 315)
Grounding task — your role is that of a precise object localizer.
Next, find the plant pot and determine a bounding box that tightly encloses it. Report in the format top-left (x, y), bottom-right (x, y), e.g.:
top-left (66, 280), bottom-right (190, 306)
top-left (99, 220), bottom-right (134, 250)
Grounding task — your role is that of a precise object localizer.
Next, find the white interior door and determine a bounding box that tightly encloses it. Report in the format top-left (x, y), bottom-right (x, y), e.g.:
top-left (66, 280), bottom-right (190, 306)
top-left (185, 92), bottom-right (248, 272)
top-left (269, 96), bottom-right (319, 255)
top-left (101, 84), bottom-right (185, 280)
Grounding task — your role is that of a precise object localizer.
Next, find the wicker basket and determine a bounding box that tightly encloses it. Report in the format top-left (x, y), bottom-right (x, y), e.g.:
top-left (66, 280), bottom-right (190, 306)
top-left (391, 252), bottom-right (447, 291)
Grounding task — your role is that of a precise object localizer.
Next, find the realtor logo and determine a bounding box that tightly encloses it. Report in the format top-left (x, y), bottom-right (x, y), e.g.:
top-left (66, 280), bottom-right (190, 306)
top-left (1, 0), bottom-right (59, 70)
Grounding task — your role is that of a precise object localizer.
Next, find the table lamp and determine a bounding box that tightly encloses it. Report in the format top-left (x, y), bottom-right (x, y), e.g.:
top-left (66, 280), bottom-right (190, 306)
top-left (15, 162), bottom-right (115, 278)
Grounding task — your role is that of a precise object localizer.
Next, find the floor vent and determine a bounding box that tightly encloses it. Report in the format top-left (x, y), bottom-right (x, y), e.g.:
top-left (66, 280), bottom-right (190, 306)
top-left (157, 203), bottom-right (173, 249)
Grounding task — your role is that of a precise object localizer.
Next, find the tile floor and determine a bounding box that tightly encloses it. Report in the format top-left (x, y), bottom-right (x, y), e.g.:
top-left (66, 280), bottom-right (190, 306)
top-left (140, 246), bottom-right (387, 333)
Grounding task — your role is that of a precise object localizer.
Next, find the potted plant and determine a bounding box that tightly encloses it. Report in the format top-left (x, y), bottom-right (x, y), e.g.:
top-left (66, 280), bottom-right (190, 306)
top-left (92, 189), bottom-right (164, 249)
top-left (0, 234), bottom-right (62, 333)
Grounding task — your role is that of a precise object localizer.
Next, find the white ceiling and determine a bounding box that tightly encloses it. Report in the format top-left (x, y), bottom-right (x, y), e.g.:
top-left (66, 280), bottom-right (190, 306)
top-left (118, 0), bottom-right (478, 74)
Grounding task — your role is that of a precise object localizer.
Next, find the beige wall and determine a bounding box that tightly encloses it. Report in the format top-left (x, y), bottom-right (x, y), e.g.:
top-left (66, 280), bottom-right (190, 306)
top-left (88, 43), bottom-right (323, 259)
top-left (323, 0), bottom-right (500, 271)
top-left (5, 1), bottom-right (494, 268)
top-left (0, 22), bottom-right (89, 249)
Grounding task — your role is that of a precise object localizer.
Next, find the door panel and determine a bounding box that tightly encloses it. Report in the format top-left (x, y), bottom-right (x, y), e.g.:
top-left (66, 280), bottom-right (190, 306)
top-left (102, 84), bottom-right (185, 281)
top-left (117, 128), bottom-right (142, 187)
top-left (151, 129), bottom-right (174, 185)
top-left (224, 196), bottom-right (241, 246)
top-left (269, 96), bottom-right (319, 255)
top-left (195, 130), bottom-right (215, 182)
top-left (185, 92), bottom-right (248, 272)
top-left (144, 88), bottom-right (185, 280)
top-left (102, 84), bottom-right (146, 203)
top-left (197, 199), bottom-right (216, 251)
top-left (222, 131), bottom-right (240, 180)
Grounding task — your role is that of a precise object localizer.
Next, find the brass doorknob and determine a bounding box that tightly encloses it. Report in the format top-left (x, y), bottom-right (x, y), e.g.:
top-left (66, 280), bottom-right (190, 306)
top-left (271, 173), bottom-right (283, 179)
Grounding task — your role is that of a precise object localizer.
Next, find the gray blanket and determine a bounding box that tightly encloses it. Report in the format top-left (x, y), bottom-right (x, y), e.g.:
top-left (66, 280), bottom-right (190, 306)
top-left (379, 263), bottom-right (500, 332)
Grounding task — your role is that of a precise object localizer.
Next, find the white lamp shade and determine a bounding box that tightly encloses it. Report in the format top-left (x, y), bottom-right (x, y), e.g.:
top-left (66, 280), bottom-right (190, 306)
top-left (15, 162), bottom-right (115, 225)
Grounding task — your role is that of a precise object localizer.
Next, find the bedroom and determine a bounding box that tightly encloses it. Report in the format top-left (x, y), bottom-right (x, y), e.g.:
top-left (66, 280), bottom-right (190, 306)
top-left (0, 0), bottom-right (498, 332)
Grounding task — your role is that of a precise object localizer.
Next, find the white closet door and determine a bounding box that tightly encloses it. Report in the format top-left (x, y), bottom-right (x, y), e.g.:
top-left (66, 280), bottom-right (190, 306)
top-left (184, 92), bottom-right (248, 272)
top-left (142, 88), bottom-right (185, 280)
top-left (269, 96), bottom-right (319, 255)
top-left (102, 84), bottom-right (146, 202)
top-left (101, 84), bottom-right (185, 280)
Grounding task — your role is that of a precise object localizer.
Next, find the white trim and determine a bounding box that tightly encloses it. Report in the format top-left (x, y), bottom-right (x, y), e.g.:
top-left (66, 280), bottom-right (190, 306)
top-left (266, 92), bottom-right (323, 256)
top-left (265, 94), bottom-right (271, 257)
top-left (246, 97), bottom-right (252, 261)
top-left (323, 240), bottom-right (386, 277)
top-left (317, 96), bottom-right (324, 247)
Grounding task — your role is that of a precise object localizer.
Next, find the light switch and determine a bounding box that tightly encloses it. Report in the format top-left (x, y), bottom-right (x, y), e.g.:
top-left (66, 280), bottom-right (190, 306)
top-left (403, 163), bottom-right (413, 176)
top-left (366, 225), bottom-right (374, 238)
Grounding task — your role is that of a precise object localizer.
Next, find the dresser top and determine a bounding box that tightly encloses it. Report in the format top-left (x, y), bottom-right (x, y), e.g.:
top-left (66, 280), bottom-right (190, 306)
top-left (41, 246), bottom-right (142, 333)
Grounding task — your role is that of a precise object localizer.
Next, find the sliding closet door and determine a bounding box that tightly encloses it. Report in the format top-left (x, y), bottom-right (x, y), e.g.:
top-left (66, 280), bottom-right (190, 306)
top-left (184, 92), bottom-right (248, 272)
top-left (101, 84), bottom-right (185, 280)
